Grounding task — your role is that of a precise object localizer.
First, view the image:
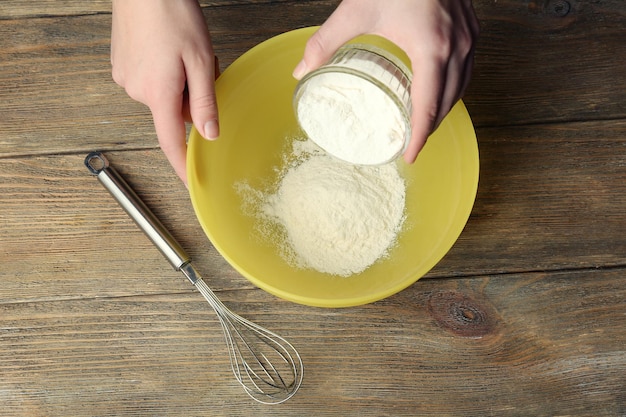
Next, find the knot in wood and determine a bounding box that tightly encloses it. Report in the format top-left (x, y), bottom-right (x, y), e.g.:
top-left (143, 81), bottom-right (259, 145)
top-left (427, 290), bottom-right (498, 338)
top-left (548, 0), bottom-right (571, 17)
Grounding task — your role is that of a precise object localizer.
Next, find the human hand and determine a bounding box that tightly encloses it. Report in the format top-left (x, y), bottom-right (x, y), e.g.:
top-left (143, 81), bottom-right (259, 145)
top-left (111, 0), bottom-right (218, 185)
top-left (293, 0), bottom-right (479, 163)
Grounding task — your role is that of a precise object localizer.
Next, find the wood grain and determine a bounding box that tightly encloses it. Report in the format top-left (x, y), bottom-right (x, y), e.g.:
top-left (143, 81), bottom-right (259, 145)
top-left (1, 1), bottom-right (625, 416)
top-left (1, 1), bottom-right (625, 157)
top-left (2, 121), bottom-right (624, 302)
top-left (0, 1), bottom-right (340, 158)
top-left (468, 0), bottom-right (626, 126)
top-left (0, 151), bottom-right (246, 304)
top-left (443, 119), bottom-right (626, 275)
top-left (1, 270), bottom-right (624, 416)
top-left (0, 0), bottom-right (300, 19)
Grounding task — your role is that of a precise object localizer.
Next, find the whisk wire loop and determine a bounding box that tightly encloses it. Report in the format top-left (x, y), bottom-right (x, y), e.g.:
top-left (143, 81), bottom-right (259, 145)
top-left (194, 278), bottom-right (303, 404)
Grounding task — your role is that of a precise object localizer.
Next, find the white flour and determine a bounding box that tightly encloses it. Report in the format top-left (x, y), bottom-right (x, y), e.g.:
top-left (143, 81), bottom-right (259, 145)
top-left (237, 139), bottom-right (406, 277)
top-left (296, 71), bottom-right (407, 165)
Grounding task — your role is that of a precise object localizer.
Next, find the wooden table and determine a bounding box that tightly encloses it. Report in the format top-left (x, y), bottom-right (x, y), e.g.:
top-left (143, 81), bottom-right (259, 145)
top-left (1, 1), bottom-right (625, 415)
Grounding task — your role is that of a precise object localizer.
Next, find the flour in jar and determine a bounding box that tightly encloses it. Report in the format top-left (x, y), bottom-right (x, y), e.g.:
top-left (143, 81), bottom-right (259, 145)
top-left (296, 71), bottom-right (408, 165)
top-left (237, 139), bottom-right (406, 277)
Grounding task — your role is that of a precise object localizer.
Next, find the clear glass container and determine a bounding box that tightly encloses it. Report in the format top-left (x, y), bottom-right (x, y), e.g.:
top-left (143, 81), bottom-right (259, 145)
top-left (293, 43), bottom-right (412, 165)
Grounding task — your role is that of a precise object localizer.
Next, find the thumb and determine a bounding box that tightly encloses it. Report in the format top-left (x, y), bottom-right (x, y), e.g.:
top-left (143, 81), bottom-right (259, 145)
top-left (186, 56), bottom-right (219, 140)
top-left (293, 5), bottom-right (366, 80)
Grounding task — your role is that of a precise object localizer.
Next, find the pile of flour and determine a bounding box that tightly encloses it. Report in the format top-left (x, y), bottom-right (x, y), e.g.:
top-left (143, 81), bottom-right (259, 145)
top-left (238, 139), bottom-right (406, 277)
top-left (296, 71), bottom-right (408, 165)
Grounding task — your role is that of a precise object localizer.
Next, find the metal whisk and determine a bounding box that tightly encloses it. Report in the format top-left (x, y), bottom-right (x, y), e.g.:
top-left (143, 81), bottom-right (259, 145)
top-left (84, 152), bottom-right (303, 404)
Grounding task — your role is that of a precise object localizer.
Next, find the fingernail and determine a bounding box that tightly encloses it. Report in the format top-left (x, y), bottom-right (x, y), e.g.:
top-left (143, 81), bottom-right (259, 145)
top-left (292, 60), bottom-right (308, 80)
top-left (203, 120), bottom-right (219, 140)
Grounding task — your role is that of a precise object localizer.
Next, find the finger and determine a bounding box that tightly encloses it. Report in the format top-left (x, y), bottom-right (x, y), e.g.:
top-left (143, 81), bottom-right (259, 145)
top-left (463, 0), bottom-right (481, 39)
top-left (182, 85), bottom-right (191, 122)
top-left (437, 22), bottom-right (477, 127)
top-left (403, 57), bottom-right (446, 163)
top-left (181, 56), bottom-right (218, 124)
top-left (460, 46), bottom-right (476, 97)
top-left (437, 53), bottom-right (464, 128)
top-left (214, 55), bottom-right (221, 78)
top-left (150, 97), bottom-right (188, 185)
top-left (293, 3), bottom-right (370, 79)
top-left (459, 5), bottom-right (480, 98)
top-left (436, 61), bottom-right (476, 131)
top-left (185, 48), bottom-right (219, 140)
top-left (439, 45), bottom-right (476, 126)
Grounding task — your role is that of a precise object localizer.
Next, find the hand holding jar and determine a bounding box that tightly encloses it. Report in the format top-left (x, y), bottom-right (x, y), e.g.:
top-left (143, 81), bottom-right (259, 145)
top-left (293, 0), bottom-right (479, 163)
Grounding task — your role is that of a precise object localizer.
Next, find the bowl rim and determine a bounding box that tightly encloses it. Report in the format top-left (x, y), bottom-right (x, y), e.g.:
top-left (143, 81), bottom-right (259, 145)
top-left (187, 27), bottom-right (479, 308)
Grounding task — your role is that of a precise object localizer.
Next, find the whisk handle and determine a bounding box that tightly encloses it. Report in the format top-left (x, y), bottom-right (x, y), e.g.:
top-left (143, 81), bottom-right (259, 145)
top-left (84, 151), bottom-right (190, 271)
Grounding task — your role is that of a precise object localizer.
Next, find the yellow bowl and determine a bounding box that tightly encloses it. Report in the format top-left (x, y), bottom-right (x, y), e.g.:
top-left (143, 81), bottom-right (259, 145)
top-left (188, 27), bottom-right (479, 308)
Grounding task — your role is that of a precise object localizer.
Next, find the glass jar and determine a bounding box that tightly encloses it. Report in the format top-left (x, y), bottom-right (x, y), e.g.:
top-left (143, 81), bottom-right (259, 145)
top-left (293, 42), bottom-right (412, 165)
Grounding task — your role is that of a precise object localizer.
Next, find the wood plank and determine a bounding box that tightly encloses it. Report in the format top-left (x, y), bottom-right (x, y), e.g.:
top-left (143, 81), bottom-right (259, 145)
top-left (1, 120), bottom-right (625, 302)
top-left (440, 119), bottom-right (626, 276)
top-left (1, 269), bottom-right (624, 416)
top-left (0, 14), bottom-right (148, 158)
top-left (1, 1), bottom-right (626, 158)
top-left (0, 0), bottom-right (299, 19)
top-left (0, 1), bottom-right (111, 18)
top-left (1, 2), bottom-right (624, 416)
top-left (0, 2), bottom-right (339, 159)
top-left (0, 150), bottom-right (245, 304)
top-left (468, 0), bottom-right (626, 126)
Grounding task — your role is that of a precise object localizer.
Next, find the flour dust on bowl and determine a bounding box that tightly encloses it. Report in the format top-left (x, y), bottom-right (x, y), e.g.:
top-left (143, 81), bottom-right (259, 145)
top-left (187, 27), bottom-right (479, 308)
top-left (239, 138), bottom-right (407, 278)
